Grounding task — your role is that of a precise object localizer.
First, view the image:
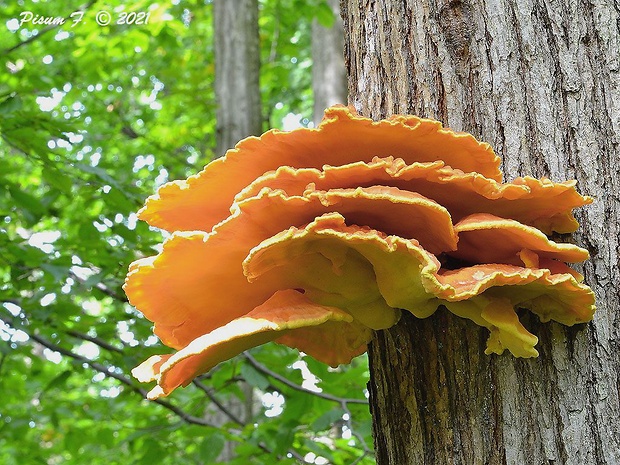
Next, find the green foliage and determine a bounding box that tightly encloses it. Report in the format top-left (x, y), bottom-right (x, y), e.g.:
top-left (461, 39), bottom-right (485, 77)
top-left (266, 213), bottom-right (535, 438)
top-left (0, 1), bottom-right (373, 464)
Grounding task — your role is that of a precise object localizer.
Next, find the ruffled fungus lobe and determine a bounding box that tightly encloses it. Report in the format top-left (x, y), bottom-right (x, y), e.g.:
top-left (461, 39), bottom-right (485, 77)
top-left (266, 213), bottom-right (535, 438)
top-left (125, 105), bottom-right (595, 399)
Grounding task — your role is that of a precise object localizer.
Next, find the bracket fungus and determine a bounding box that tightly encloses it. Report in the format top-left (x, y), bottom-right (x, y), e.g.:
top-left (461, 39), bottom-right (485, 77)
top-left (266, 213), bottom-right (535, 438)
top-left (125, 106), bottom-right (595, 399)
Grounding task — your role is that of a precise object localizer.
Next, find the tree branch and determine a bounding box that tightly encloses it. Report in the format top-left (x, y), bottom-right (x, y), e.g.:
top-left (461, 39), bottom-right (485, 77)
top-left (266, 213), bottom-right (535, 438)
top-left (68, 269), bottom-right (127, 303)
top-left (1, 313), bottom-right (314, 463)
top-left (244, 353), bottom-right (372, 462)
top-left (243, 352), bottom-right (368, 405)
top-left (340, 400), bottom-right (373, 463)
top-left (64, 328), bottom-right (124, 354)
top-left (2, 297), bottom-right (125, 354)
top-left (192, 379), bottom-right (245, 426)
top-left (0, 312), bottom-right (217, 427)
top-left (0, 352), bottom-right (6, 378)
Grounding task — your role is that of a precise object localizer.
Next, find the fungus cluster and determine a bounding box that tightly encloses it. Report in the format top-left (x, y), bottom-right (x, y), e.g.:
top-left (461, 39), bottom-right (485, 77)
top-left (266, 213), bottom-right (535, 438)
top-left (124, 106), bottom-right (595, 400)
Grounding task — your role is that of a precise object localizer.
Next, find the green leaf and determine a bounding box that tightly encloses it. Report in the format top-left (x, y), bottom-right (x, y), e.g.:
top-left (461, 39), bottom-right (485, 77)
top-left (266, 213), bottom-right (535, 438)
top-left (83, 270), bottom-right (107, 288)
top-left (139, 438), bottom-right (165, 464)
top-left (272, 420), bottom-right (297, 454)
top-left (40, 264), bottom-right (67, 281)
top-left (0, 2), bottom-right (374, 463)
top-left (198, 433), bottom-right (226, 462)
top-left (303, 438), bottom-right (337, 463)
top-left (315, 1), bottom-right (336, 28)
top-left (64, 427), bottom-right (85, 455)
top-left (8, 184), bottom-right (46, 216)
top-left (97, 428), bottom-right (115, 448)
top-left (311, 408), bottom-right (344, 431)
top-left (41, 370), bottom-right (72, 395)
top-left (240, 363), bottom-right (270, 390)
top-left (0, 94), bottom-right (23, 115)
top-left (42, 167), bottom-right (73, 194)
top-left (281, 388), bottom-right (313, 422)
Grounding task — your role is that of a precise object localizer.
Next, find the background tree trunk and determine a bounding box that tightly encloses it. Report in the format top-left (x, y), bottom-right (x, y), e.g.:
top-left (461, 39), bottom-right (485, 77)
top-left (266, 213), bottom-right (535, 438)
top-left (214, 0), bottom-right (262, 157)
top-left (213, 0), bottom-right (262, 460)
top-left (312, 0), bottom-right (348, 125)
top-left (341, 1), bottom-right (620, 463)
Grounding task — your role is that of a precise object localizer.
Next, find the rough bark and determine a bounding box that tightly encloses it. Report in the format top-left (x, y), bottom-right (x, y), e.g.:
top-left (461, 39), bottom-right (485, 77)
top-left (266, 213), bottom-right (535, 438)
top-left (214, 0), bottom-right (262, 157)
top-left (212, 1), bottom-right (262, 459)
top-left (341, 0), bottom-right (620, 463)
top-left (312, 0), bottom-right (348, 125)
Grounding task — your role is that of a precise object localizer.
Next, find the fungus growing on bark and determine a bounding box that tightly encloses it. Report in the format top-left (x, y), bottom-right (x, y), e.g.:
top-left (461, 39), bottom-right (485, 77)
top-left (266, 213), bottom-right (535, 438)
top-left (125, 105), bottom-right (595, 399)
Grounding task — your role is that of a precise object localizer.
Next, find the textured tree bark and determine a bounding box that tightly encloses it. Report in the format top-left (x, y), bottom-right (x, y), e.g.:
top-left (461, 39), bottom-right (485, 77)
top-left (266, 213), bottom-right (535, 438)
top-left (341, 0), bottom-right (620, 463)
top-left (212, 1), bottom-right (262, 460)
top-left (312, 0), bottom-right (348, 125)
top-left (214, 0), bottom-right (262, 157)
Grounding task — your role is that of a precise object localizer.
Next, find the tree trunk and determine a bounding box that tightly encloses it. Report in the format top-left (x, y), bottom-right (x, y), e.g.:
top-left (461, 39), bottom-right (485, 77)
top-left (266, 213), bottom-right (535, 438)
top-left (214, 0), bottom-right (262, 157)
top-left (212, 1), bottom-right (262, 460)
top-left (341, 1), bottom-right (620, 463)
top-left (312, 0), bottom-right (348, 125)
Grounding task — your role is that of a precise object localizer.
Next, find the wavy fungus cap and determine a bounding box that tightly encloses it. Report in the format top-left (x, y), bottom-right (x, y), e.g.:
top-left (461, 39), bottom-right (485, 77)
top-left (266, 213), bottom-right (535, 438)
top-left (125, 105), bottom-right (595, 399)
top-left (138, 106), bottom-right (502, 232)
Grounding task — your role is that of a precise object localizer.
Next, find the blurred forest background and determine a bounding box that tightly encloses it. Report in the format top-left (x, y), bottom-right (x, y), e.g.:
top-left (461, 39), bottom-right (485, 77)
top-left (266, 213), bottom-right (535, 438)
top-left (0, 1), bottom-right (374, 463)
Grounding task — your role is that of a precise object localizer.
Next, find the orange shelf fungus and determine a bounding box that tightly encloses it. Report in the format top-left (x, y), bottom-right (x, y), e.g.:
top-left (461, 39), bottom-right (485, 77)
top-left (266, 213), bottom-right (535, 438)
top-left (138, 106), bottom-right (502, 232)
top-left (133, 289), bottom-right (371, 399)
top-left (125, 105), bottom-right (595, 399)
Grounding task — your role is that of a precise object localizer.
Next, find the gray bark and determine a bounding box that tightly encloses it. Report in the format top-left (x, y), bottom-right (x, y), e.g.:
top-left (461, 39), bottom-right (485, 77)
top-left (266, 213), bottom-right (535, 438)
top-left (312, 0), bottom-right (348, 125)
top-left (212, 0), bottom-right (262, 460)
top-left (341, 0), bottom-right (620, 463)
top-left (214, 0), bottom-right (262, 157)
